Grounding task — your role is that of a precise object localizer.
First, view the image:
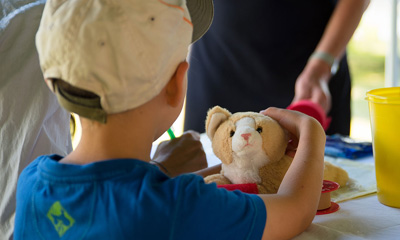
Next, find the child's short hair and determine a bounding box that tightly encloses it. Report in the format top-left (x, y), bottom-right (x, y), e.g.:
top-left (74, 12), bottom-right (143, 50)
top-left (36, 0), bottom-right (213, 123)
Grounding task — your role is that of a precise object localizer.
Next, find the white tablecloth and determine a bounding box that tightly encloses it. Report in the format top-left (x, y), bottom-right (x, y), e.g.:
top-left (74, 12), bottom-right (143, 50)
top-left (199, 134), bottom-right (400, 240)
top-left (295, 195), bottom-right (400, 240)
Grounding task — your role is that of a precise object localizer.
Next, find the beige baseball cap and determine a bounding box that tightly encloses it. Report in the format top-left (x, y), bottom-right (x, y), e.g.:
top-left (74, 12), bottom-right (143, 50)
top-left (36, 0), bottom-right (213, 123)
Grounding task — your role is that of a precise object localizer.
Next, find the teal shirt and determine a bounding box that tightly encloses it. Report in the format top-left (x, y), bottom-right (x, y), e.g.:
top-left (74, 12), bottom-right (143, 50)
top-left (15, 155), bottom-right (266, 239)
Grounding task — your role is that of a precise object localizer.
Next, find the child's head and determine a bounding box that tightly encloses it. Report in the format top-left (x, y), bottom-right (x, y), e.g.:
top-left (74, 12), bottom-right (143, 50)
top-left (36, 0), bottom-right (213, 124)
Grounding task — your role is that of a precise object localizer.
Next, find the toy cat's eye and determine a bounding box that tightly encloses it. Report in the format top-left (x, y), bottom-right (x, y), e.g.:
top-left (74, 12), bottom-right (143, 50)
top-left (256, 127), bottom-right (263, 133)
top-left (230, 130), bottom-right (235, 137)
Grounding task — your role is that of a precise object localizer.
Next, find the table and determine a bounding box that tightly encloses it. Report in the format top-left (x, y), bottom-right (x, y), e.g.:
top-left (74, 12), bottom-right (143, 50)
top-left (199, 134), bottom-right (400, 240)
top-left (295, 195), bottom-right (400, 240)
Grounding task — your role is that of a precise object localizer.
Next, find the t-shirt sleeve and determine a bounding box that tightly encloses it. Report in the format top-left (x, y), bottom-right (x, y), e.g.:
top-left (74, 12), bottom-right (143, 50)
top-left (170, 174), bottom-right (266, 239)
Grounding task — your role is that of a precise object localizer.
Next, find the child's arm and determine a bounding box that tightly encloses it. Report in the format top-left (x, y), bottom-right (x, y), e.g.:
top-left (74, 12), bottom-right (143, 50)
top-left (259, 107), bottom-right (326, 240)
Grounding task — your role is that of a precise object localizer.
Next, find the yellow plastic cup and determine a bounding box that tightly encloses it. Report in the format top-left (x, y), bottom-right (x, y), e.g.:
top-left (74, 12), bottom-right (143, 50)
top-left (366, 87), bottom-right (400, 208)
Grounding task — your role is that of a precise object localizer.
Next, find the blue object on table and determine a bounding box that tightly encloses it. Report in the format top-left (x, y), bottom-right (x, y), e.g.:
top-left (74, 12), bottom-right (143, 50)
top-left (325, 134), bottom-right (373, 159)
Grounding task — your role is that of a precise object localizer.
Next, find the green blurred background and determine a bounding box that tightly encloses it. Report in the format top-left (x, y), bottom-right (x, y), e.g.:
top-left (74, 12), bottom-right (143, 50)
top-left (347, 1), bottom-right (391, 141)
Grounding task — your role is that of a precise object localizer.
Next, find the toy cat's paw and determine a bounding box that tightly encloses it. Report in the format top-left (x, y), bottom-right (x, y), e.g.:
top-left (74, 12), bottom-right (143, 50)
top-left (204, 174), bottom-right (232, 185)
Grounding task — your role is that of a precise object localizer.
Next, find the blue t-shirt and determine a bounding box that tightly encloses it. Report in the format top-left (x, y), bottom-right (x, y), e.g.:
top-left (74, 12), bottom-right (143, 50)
top-left (15, 155), bottom-right (266, 239)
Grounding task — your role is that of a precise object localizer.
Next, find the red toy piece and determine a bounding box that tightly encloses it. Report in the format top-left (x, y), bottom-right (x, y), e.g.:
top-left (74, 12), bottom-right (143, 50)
top-left (218, 183), bottom-right (259, 194)
top-left (287, 100), bottom-right (331, 130)
top-left (316, 180), bottom-right (340, 215)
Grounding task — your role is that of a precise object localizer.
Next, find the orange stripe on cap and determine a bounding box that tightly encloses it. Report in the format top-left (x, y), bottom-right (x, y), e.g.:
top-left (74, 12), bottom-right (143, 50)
top-left (183, 17), bottom-right (193, 26)
top-left (158, 0), bottom-right (193, 26)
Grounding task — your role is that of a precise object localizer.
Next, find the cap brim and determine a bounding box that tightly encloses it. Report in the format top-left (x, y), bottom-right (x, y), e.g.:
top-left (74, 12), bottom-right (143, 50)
top-left (187, 0), bottom-right (214, 43)
top-left (54, 81), bottom-right (108, 123)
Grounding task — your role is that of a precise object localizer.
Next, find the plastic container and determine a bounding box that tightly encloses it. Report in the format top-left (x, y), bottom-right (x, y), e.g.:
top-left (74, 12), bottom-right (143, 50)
top-left (366, 87), bottom-right (400, 208)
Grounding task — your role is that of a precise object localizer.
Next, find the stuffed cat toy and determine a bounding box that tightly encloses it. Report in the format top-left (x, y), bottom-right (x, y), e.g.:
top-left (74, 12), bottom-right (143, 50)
top-left (204, 106), bottom-right (349, 194)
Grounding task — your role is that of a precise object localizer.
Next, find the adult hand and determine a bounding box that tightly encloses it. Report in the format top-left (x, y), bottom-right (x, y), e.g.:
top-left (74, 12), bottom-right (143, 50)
top-left (152, 130), bottom-right (208, 177)
top-left (292, 58), bottom-right (332, 114)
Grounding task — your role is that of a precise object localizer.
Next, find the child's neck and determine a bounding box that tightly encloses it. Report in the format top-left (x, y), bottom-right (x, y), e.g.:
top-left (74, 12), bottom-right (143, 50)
top-left (60, 111), bottom-right (159, 165)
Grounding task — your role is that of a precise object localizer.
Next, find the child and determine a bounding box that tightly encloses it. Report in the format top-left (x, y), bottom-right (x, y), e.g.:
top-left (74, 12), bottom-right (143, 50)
top-left (14, 0), bottom-right (326, 239)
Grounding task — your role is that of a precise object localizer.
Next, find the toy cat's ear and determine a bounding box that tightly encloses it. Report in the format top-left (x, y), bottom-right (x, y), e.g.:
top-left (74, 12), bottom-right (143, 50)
top-left (205, 106), bottom-right (232, 140)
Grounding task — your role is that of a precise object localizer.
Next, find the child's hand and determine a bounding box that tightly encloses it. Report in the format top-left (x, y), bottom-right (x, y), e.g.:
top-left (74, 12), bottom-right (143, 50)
top-left (261, 107), bottom-right (324, 137)
top-left (260, 107), bottom-right (325, 155)
top-left (152, 131), bottom-right (207, 177)
top-left (260, 108), bottom-right (302, 158)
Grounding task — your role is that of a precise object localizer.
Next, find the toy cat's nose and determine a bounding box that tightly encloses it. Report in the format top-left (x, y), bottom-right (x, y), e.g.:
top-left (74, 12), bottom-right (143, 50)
top-left (241, 133), bottom-right (251, 141)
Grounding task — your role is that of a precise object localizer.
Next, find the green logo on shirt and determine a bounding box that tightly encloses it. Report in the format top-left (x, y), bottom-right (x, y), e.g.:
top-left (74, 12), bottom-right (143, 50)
top-left (47, 201), bottom-right (75, 237)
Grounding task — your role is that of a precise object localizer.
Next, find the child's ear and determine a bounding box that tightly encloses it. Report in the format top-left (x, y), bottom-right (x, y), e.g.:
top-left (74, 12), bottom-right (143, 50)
top-left (165, 61), bottom-right (189, 107)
